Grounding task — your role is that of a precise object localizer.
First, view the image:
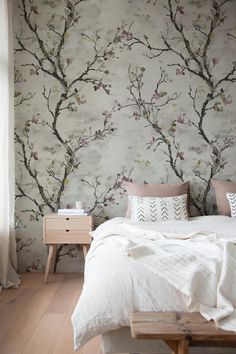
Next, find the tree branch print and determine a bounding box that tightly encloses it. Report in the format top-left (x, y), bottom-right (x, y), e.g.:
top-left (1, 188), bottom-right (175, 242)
top-left (16, 237), bottom-right (36, 252)
top-left (82, 167), bottom-right (133, 220)
top-left (15, 0), bottom-right (118, 219)
top-left (116, 0), bottom-right (236, 214)
top-left (117, 66), bottom-right (185, 180)
top-left (163, 0), bottom-right (236, 213)
top-left (14, 69), bottom-right (35, 107)
top-left (14, 0), bottom-right (121, 268)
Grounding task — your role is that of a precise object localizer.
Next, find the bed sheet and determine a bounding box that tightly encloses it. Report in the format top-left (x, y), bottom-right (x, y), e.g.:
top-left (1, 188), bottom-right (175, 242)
top-left (71, 215), bottom-right (236, 351)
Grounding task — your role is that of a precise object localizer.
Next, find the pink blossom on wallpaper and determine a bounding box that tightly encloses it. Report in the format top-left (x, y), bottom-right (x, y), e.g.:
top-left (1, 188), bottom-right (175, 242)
top-left (153, 91), bottom-right (167, 99)
top-left (26, 259), bottom-right (42, 272)
top-left (177, 151), bottom-right (184, 160)
top-left (79, 138), bottom-right (89, 147)
top-left (104, 49), bottom-right (116, 60)
top-left (223, 136), bottom-right (236, 147)
top-left (212, 58), bottom-right (219, 66)
top-left (133, 111), bottom-right (140, 120)
top-left (116, 27), bottom-right (133, 41)
top-left (221, 94), bottom-right (232, 105)
top-left (30, 151), bottom-right (39, 160)
top-left (94, 80), bottom-right (111, 94)
top-left (176, 67), bottom-right (185, 76)
top-left (213, 102), bottom-right (223, 112)
top-left (31, 5), bottom-right (38, 14)
top-left (107, 196), bottom-right (115, 204)
top-left (32, 113), bottom-right (41, 123)
top-left (177, 5), bottom-right (185, 14)
top-left (122, 29), bottom-right (133, 41)
top-left (102, 110), bottom-right (112, 119)
top-left (169, 122), bottom-right (176, 133)
top-left (177, 113), bottom-right (186, 124)
top-left (75, 94), bottom-right (87, 105)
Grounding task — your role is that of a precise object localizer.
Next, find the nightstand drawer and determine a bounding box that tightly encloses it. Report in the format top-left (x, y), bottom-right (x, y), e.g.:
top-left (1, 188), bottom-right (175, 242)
top-left (43, 213), bottom-right (94, 283)
top-left (45, 230), bottom-right (91, 244)
top-left (46, 217), bottom-right (92, 230)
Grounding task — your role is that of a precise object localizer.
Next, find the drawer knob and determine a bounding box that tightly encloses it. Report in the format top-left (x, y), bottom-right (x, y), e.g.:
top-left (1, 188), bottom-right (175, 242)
top-left (66, 218), bottom-right (70, 220)
top-left (66, 229), bottom-right (70, 232)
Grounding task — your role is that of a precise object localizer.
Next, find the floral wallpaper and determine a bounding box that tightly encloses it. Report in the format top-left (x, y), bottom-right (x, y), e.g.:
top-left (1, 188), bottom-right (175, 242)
top-left (14, 0), bottom-right (236, 272)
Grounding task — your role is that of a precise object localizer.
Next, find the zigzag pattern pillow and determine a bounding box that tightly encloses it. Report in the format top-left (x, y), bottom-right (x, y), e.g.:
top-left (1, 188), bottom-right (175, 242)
top-left (226, 193), bottom-right (236, 217)
top-left (128, 194), bottom-right (188, 222)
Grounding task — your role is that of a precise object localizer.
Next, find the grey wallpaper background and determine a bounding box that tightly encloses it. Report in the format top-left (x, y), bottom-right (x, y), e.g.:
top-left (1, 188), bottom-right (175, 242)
top-left (14, 0), bottom-right (236, 272)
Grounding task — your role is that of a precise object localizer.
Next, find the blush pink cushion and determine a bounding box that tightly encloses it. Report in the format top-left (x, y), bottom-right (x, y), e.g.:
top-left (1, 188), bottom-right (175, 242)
top-left (211, 179), bottom-right (236, 216)
top-left (124, 181), bottom-right (190, 218)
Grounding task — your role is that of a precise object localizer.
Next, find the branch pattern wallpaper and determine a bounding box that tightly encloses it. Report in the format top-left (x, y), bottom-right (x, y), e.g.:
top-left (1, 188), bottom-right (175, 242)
top-left (14, 0), bottom-right (236, 272)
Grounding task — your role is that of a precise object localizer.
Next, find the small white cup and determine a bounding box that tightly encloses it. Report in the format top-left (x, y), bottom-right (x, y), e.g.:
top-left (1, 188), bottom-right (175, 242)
top-left (75, 200), bottom-right (84, 209)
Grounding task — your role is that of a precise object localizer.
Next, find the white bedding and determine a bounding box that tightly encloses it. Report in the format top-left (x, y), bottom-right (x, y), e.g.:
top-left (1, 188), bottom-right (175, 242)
top-left (71, 215), bottom-right (236, 351)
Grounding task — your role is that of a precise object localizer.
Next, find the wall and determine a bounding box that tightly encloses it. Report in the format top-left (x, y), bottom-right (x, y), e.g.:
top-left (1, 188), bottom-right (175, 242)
top-left (14, 0), bottom-right (236, 272)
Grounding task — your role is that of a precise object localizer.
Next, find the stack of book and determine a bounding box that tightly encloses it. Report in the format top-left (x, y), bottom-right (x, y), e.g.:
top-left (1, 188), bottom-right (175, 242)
top-left (57, 208), bottom-right (89, 216)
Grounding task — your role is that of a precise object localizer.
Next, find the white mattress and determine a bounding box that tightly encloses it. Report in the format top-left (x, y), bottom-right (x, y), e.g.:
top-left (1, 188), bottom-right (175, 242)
top-left (71, 215), bottom-right (236, 351)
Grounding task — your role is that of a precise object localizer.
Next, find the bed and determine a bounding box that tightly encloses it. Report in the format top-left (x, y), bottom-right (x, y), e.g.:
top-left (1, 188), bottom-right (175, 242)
top-left (71, 215), bottom-right (236, 353)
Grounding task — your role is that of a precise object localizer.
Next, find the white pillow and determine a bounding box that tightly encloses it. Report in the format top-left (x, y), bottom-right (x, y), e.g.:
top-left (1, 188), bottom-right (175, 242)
top-left (128, 194), bottom-right (188, 222)
top-left (226, 193), bottom-right (236, 217)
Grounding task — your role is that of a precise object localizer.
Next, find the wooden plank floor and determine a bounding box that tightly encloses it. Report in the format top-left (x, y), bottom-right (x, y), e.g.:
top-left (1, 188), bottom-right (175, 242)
top-left (0, 273), bottom-right (102, 354)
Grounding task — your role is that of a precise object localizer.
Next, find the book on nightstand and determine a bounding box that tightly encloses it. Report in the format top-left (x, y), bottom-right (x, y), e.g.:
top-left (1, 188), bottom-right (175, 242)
top-left (57, 208), bottom-right (89, 215)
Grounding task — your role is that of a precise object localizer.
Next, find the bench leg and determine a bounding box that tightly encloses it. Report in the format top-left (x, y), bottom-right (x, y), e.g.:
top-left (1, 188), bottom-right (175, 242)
top-left (178, 338), bottom-right (189, 354)
top-left (164, 340), bottom-right (178, 354)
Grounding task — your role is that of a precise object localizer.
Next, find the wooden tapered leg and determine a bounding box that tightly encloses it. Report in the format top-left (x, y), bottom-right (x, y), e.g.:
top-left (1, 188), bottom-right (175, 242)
top-left (178, 339), bottom-right (189, 354)
top-left (164, 340), bottom-right (178, 354)
top-left (50, 245), bottom-right (57, 273)
top-left (44, 245), bottom-right (54, 284)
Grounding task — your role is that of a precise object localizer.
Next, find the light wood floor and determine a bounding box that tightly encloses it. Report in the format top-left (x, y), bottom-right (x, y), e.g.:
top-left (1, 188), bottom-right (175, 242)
top-left (0, 273), bottom-right (102, 354)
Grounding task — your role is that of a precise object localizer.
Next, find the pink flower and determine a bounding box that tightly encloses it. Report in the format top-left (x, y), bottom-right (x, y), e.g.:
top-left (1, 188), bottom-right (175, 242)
top-left (177, 151), bottom-right (184, 160)
top-left (108, 196), bottom-right (115, 204)
top-left (177, 5), bottom-right (184, 14)
top-left (75, 94), bottom-right (87, 105)
top-left (222, 94), bottom-right (232, 105)
top-left (133, 111), bottom-right (140, 120)
top-left (122, 30), bottom-right (133, 41)
top-left (177, 113), bottom-right (186, 124)
top-left (102, 111), bottom-right (112, 118)
top-left (176, 67), bottom-right (185, 76)
top-left (31, 5), bottom-right (38, 14)
top-left (31, 152), bottom-right (39, 160)
top-left (153, 91), bottom-right (161, 99)
top-left (153, 91), bottom-right (167, 99)
top-left (32, 113), bottom-right (41, 124)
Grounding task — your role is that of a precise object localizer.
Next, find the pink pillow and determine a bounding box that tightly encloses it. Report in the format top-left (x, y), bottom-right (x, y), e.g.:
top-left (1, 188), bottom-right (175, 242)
top-left (124, 181), bottom-right (190, 218)
top-left (211, 179), bottom-right (236, 216)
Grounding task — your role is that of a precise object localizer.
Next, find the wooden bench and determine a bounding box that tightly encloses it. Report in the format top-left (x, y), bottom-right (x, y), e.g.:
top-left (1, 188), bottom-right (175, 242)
top-left (130, 312), bottom-right (236, 354)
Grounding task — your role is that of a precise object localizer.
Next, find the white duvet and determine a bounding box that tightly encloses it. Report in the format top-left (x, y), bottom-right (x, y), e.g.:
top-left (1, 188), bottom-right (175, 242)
top-left (71, 216), bottom-right (236, 350)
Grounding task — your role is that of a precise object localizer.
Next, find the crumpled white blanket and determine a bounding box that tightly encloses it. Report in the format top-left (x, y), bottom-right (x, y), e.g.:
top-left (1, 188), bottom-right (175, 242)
top-left (129, 235), bottom-right (236, 331)
top-left (71, 216), bottom-right (236, 350)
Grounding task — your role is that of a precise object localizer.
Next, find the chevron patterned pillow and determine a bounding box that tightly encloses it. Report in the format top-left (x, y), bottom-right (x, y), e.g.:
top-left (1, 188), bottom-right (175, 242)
top-left (226, 193), bottom-right (236, 217)
top-left (128, 194), bottom-right (188, 222)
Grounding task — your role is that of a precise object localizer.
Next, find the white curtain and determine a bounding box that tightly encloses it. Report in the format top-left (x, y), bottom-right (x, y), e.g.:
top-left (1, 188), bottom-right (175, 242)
top-left (0, 0), bottom-right (21, 290)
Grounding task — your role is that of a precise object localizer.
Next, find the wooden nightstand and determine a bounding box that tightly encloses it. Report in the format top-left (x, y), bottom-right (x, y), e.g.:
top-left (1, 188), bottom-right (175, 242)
top-left (43, 213), bottom-right (94, 283)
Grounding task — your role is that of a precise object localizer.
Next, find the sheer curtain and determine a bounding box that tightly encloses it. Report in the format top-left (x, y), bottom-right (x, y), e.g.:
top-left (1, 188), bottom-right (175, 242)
top-left (0, 0), bottom-right (21, 290)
